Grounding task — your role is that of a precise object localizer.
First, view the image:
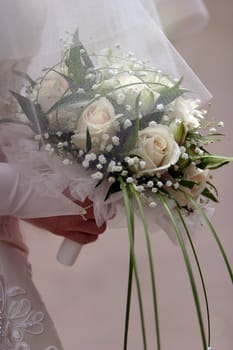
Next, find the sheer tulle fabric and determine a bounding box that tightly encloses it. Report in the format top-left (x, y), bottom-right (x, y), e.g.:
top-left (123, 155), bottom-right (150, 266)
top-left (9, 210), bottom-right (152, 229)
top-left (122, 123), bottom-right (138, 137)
top-left (0, 0), bottom-right (210, 100)
top-left (0, 125), bottom-right (84, 218)
top-left (146, 0), bottom-right (209, 41)
top-left (0, 0), bottom-right (46, 61)
top-left (32, 0), bottom-right (210, 102)
top-left (1, 0), bottom-right (211, 234)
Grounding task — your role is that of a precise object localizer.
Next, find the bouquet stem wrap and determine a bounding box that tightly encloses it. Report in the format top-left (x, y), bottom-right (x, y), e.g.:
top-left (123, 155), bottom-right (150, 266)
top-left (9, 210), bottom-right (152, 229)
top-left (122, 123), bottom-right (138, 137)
top-left (57, 239), bottom-right (82, 266)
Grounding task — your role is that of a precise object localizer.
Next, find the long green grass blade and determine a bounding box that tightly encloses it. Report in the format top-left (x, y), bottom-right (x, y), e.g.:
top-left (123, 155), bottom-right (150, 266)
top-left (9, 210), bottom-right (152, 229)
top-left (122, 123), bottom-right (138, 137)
top-left (123, 188), bottom-right (135, 350)
top-left (158, 193), bottom-right (207, 350)
top-left (120, 178), bottom-right (148, 350)
top-left (124, 254), bottom-right (134, 350)
top-left (182, 192), bottom-right (233, 283)
top-left (132, 187), bottom-right (161, 350)
top-left (177, 209), bottom-right (211, 347)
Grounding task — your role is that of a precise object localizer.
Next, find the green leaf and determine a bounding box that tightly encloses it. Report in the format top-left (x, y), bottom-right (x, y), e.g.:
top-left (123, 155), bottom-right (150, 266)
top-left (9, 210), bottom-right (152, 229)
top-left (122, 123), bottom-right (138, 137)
top-left (179, 179), bottom-right (198, 189)
top-left (177, 156), bottom-right (191, 170)
top-left (12, 69), bottom-right (37, 88)
top-left (193, 155), bottom-right (233, 169)
top-left (10, 91), bottom-right (48, 133)
top-left (67, 46), bottom-right (86, 86)
top-left (206, 181), bottom-right (218, 197)
top-left (46, 93), bottom-right (89, 115)
top-left (104, 181), bottom-right (121, 201)
top-left (156, 78), bottom-right (189, 106)
top-left (188, 132), bottom-right (224, 144)
top-left (86, 127), bottom-right (92, 152)
top-left (72, 29), bottom-right (94, 69)
top-left (140, 111), bottom-right (163, 129)
top-left (112, 109), bottom-right (140, 159)
top-left (66, 30), bottom-right (94, 87)
top-left (116, 94), bottom-right (141, 157)
top-left (201, 187), bottom-right (219, 203)
top-left (170, 121), bottom-right (186, 145)
top-left (118, 118), bottom-right (139, 157)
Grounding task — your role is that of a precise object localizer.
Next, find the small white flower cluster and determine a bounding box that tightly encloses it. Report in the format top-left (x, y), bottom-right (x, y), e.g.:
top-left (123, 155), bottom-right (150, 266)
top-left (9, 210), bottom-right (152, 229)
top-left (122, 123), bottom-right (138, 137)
top-left (82, 152), bottom-right (97, 168)
top-left (206, 119), bottom-right (225, 133)
top-left (118, 171), bottom-right (183, 211)
top-left (124, 156), bottom-right (146, 171)
top-left (180, 146), bottom-right (189, 160)
top-left (165, 97), bottom-right (206, 131)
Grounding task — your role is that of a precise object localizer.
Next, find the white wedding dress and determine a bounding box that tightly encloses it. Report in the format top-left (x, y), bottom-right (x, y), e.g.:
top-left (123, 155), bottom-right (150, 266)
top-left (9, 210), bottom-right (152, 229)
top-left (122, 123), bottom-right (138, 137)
top-left (0, 217), bottom-right (63, 350)
top-left (0, 0), bottom-right (209, 348)
top-left (0, 1), bottom-right (66, 349)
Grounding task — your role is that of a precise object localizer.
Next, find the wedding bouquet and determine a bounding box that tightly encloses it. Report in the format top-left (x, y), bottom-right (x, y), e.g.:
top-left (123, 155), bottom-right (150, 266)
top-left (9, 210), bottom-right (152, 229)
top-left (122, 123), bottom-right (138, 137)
top-left (10, 31), bottom-right (232, 350)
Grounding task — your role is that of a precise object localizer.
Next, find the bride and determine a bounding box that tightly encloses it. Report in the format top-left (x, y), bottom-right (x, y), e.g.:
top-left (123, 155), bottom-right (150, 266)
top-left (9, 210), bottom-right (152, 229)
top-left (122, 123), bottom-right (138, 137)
top-left (0, 0), bottom-right (209, 349)
top-left (0, 2), bottom-right (106, 349)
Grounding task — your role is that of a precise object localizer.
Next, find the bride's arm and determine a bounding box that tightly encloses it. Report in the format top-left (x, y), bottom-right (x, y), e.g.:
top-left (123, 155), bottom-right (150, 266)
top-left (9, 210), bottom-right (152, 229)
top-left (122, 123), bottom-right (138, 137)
top-left (0, 162), bottom-right (105, 244)
top-left (0, 162), bottom-right (105, 349)
top-left (0, 162), bottom-right (79, 219)
top-left (0, 162), bottom-right (65, 349)
top-left (0, 228), bottom-right (65, 350)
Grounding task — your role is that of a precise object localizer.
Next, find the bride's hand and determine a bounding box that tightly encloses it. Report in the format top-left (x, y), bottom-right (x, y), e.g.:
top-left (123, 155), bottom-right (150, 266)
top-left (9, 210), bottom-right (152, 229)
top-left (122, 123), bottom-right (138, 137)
top-left (25, 198), bottom-right (106, 244)
top-left (0, 163), bottom-right (105, 244)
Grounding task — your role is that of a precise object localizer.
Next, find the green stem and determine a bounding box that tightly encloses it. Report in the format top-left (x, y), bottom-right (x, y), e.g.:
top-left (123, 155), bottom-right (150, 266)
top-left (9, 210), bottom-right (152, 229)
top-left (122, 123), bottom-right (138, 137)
top-left (123, 252), bottom-right (134, 350)
top-left (177, 209), bottom-right (211, 347)
top-left (89, 53), bottom-right (155, 68)
top-left (182, 192), bottom-right (233, 283)
top-left (92, 66), bottom-right (168, 76)
top-left (120, 178), bottom-right (148, 350)
top-left (123, 192), bottom-right (135, 350)
top-left (158, 193), bottom-right (207, 350)
top-left (132, 186), bottom-right (161, 350)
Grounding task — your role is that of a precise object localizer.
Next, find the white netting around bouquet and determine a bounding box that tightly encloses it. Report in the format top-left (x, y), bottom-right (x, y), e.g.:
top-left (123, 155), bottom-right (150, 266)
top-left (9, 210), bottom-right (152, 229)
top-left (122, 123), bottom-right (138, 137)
top-left (0, 0), bottom-right (213, 243)
top-left (29, 0), bottom-right (211, 103)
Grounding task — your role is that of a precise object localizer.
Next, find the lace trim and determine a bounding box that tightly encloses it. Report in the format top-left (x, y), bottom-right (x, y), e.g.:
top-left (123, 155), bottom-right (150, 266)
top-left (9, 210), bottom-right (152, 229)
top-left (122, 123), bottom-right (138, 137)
top-left (0, 276), bottom-right (58, 350)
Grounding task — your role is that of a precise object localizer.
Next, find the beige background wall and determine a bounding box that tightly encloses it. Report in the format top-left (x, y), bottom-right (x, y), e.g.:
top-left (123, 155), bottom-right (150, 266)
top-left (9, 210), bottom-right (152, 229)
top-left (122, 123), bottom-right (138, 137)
top-left (22, 1), bottom-right (233, 349)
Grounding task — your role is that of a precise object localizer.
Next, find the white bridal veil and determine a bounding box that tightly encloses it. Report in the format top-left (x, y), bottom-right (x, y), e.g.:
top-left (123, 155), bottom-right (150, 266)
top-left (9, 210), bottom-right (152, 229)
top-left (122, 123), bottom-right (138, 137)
top-left (33, 0), bottom-right (210, 102)
top-left (153, 0), bottom-right (209, 41)
top-left (0, 0), bottom-right (211, 220)
top-left (0, 0), bottom-right (210, 98)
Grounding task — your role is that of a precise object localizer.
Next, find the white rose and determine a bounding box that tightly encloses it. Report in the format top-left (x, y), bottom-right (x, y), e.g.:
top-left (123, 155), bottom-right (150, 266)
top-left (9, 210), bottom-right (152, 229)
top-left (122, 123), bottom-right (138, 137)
top-left (38, 69), bottom-right (68, 112)
top-left (72, 97), bottom-right (117, 151)
top-left (167, 97), bottom-right (203, 131)
top-left (169, 164), bottom-right (209, 206)
top-left (115, 72), bottom-right (158, 115)
top-left (134, 125), bottom-right (180, 174)
top-left (38, 69), bottom-right (80, 131)
top-left (144, 71), bottom-right (174, 92)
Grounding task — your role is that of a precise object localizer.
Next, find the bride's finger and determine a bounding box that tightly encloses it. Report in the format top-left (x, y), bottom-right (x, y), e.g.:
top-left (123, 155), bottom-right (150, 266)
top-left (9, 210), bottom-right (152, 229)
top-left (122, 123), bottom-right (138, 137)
top-left (70, 220), bottom-right (106, 235)
top-left (64, 231), bottom-right (99, 244)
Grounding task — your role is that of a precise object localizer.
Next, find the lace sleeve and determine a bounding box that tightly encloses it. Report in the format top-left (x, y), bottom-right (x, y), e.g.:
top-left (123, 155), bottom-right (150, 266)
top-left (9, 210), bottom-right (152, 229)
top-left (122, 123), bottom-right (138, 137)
top-left (0, 237), bottom-right (63, 350)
